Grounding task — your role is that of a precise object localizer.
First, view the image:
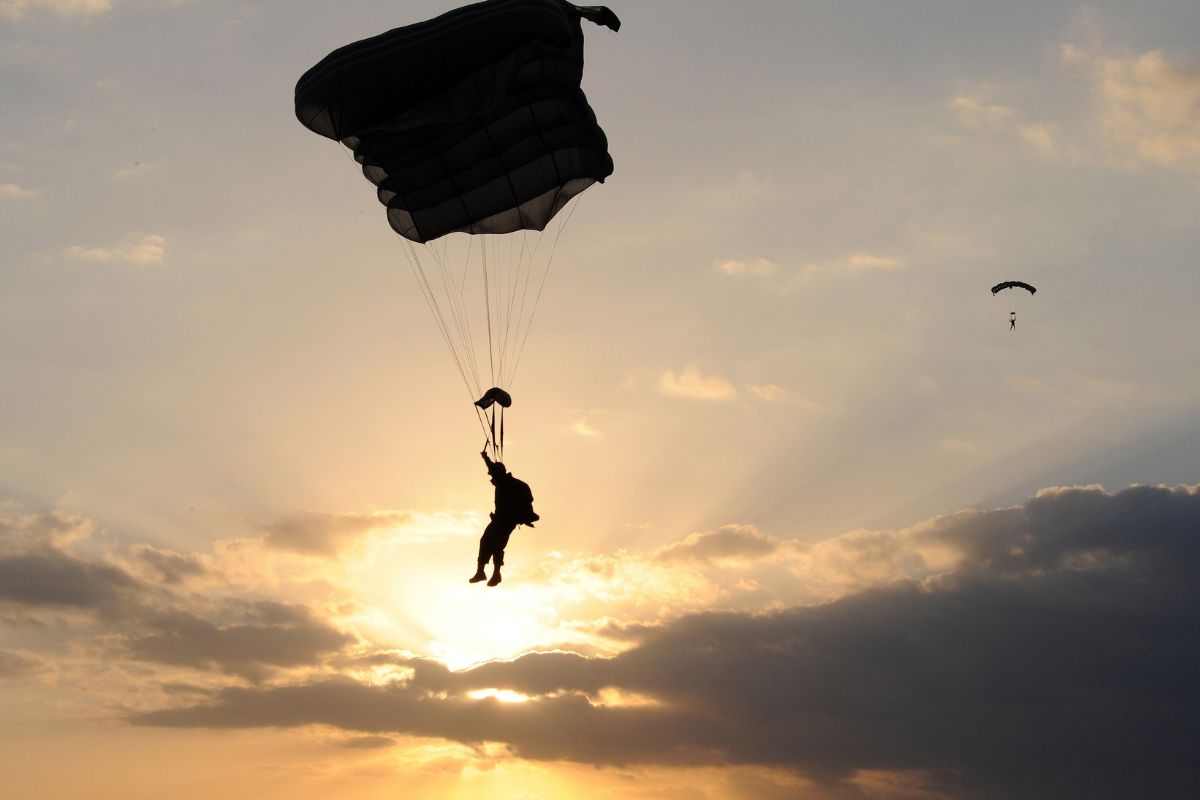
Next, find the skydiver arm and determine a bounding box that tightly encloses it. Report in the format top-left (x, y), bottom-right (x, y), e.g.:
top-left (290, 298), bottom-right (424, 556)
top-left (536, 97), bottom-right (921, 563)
top-left (481, 447), bottom-right (494, 471)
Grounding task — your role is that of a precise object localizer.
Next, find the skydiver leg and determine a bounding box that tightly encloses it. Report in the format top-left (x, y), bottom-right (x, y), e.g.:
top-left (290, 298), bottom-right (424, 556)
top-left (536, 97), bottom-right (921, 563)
top-left (487, 520), bottom-right (517, 587)
top-left (471, 520), bottom-right (501, 582)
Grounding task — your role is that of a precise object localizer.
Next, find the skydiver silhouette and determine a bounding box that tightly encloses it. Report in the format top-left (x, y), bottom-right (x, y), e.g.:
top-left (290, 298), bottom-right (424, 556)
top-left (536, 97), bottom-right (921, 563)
top-left (1010, 311), bottom-right (1017, 331)
top-left (470, 446), bottom-right (539, 587)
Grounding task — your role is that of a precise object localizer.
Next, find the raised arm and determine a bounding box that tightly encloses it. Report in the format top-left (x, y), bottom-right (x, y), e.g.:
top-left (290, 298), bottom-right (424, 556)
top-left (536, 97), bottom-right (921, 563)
top-left (481, 446), bottom-right (495, 472)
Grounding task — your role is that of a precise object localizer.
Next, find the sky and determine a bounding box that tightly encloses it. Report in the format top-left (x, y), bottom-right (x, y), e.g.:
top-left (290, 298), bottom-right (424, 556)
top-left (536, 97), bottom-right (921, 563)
top-left (2, 1), bottom-right (1200, 797)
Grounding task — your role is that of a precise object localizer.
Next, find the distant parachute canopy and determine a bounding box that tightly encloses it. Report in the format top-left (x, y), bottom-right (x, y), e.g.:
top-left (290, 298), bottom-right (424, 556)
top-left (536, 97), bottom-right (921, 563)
top-left (294, 0), bottom-right (619, 244)
top-left (991, 281), bottom-right (1037, 295)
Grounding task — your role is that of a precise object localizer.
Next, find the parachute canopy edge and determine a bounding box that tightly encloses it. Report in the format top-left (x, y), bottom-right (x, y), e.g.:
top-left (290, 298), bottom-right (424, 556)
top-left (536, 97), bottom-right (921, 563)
top-left (572, 4), bottom-right (621, 31)
top-left (991, 281), bottom-right (1037, 295)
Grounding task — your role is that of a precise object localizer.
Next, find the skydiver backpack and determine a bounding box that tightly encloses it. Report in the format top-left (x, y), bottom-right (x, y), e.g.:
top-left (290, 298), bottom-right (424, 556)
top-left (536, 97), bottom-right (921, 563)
top-left (509, 477), bottom-right (539, 527)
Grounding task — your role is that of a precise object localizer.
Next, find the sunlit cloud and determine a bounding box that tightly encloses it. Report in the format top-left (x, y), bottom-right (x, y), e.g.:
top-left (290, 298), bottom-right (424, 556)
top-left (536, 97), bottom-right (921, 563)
top-left (796, 251), bottom-right (905, 279)
top-left (714, 257), bottom-right (777, 277)
top-left (654, 524), bottom-right (781, 566)
top-left (657, 364), bottom-right (738, 401)
top-left (0, 509), bottom-right (93, 552)
top-left (566, 409), bottom-right (606, 440)
top-left (948, 28), bottom-right (1200, 176)
top-left (845, 252), bottom-right (902, 271)
top-left (0, 182), bottom-right (35, 198)
top-left (746, 383), bottom-right (788, 401)
top-left (1018, 121), bottom-right (1057, 153)
top-left (569, 419), bottom-right (602, 439)
top-left (65, 233), bottom-right (166, 266)
top-left (1062, 41), bottom-right (1200, 173)
top-left (947, 93), bottom-right (1016, 128)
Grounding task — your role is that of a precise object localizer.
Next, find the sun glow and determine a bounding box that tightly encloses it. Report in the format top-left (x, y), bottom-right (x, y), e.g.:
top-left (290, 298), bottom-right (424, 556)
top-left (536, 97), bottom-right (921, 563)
top-left (467, 688), bottom-right (533, 703)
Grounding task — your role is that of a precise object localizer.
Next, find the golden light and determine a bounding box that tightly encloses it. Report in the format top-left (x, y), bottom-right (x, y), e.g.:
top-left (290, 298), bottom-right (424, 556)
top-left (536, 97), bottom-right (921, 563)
top-left (466, 688), bottom-right (533, 703)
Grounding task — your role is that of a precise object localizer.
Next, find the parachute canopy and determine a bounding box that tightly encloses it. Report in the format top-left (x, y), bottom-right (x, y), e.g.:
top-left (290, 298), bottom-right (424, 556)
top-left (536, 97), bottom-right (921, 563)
top-left (991, 281), bottom-right (1037, 295)
top-left (294, 0), bottom-right (619, 244)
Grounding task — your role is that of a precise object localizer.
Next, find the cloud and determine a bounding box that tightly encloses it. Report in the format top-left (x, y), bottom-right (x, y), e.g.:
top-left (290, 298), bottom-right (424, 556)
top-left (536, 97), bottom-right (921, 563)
top-left (1062, 42), bottom-right (1200, 173)
top-left (0, 182), bottom-right (35, 199)
top-left (949, 33), bottom-right (1200, 176)
top-left (0, 509), bottom-right (355, 681)
top-left (0, 509), bottom-right (93, 550)
top-left (947, 93), bottom-right (1016, 129)
top-left (654, 524), bottom-right (781, 566)
top-left (0, 0), bottom-right (110, 21)
top-left (714, 258), bottom-right (777, 277)
top-left (124, 602), bottom-right (355, 679)
top-left (134, 484), bottom-right (1200, 799)
top-left (0, 649), bottom-right (48, 679)
top-left (129, 545), bottom-right (208, 584)
top-left (569, 419), bottom-right (603, 440)
top-left (844, 252), bottom-right (902, 271)
top-left (717, 252), bottom-right (903, 289)
top-left (260, 511), bottom-right (413, 557)
top-left (565, 408), bottom-right (607, 441)
top-left (64, 233), bottom-right (166, 266)
top-left (340, 735), bottom-right (396, 749)
top-left (658, 365), bottom-right (739, 402)
top-left (1018, 122), bottom-right (1057, 153)
top-left (0, 544), bottom-right (146, 617)
top-left (795, 252), bottom-right (905, 280)
top-left (747, 384), bottom-right (788, 401)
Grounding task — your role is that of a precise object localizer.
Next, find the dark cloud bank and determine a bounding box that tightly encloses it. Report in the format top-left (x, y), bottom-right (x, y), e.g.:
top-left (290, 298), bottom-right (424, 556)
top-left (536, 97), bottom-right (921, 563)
top-left (127, 485), bottom-right (1200, 797)
top-left (0, 518), bottom-right (349, 679)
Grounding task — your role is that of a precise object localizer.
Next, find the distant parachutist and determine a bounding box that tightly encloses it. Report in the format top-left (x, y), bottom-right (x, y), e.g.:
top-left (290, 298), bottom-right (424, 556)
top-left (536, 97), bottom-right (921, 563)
top-left (992, 281), bottom-right (1036, 332)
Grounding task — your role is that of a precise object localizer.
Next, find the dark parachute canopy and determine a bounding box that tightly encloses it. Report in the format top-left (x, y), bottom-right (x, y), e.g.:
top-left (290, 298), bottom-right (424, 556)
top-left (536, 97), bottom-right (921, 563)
top-left (474, 387), bottom-right (513, 410)
top-left (991, 281), bottom-right (1037, 295)
top-left (295, 0), bottom-right (618, 244)
top-left (294, 0), bottom-right (619, 459)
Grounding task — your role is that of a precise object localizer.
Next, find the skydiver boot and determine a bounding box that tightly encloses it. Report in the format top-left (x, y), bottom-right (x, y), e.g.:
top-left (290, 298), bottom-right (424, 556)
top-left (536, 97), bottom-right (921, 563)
top-left (487, 567), bottom-right (502, 587)
top-left (469, 561), bottom-right (488, 583)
